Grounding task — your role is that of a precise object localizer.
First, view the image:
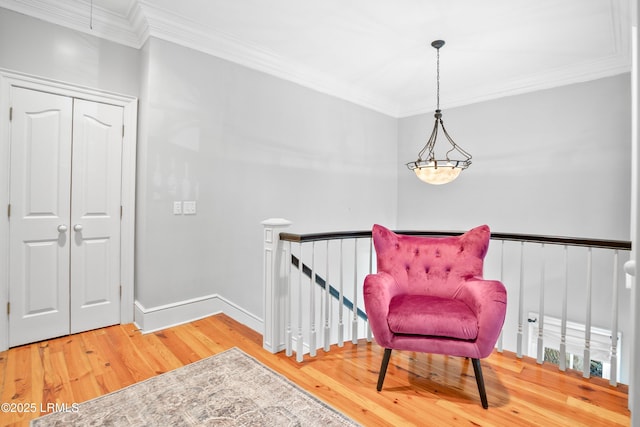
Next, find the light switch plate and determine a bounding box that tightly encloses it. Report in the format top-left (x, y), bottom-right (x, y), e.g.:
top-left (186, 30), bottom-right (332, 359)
top-left (173, 201), bottom-right (182, 215)
top-left (183, 201), bottom-right (197, 215)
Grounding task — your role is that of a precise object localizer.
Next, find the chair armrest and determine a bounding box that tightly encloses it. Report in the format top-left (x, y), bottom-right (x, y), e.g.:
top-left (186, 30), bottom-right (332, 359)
top-left (363, 272), bottom-right (403, 348)
top-left (456, 278), bottom-right (507, 358)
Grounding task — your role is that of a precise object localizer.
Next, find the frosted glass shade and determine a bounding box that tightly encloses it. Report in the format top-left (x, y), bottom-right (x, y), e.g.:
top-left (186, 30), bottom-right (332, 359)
top-left (414, 163), bottom-right (462, 185)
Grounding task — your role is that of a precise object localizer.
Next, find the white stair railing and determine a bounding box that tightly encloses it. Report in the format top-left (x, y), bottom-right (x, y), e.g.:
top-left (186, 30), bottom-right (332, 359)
top-left (262, 220), bottom-right (632, 389)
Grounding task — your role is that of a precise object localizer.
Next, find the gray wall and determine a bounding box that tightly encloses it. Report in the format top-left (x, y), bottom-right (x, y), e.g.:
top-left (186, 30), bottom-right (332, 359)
top-left (0, 8), bottom-right (139, 97)
top-left (398, 74), bottom-right (631, 240)
top-left (135, 38), bottom-right (398, 315)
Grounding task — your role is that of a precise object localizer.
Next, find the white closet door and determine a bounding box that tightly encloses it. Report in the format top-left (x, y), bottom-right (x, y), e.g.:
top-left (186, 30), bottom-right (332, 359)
top-left (70, 99), bottom-right (123, 333)
top-left (8, 89), bottom-right (124, 346)
top-left (8, 87), bottom-right (72, 346)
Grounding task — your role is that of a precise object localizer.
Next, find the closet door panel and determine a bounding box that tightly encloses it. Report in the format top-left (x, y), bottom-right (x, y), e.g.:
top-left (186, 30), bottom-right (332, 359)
top-left (70, 99), bottom-right (123, 333)
top-left (8, 87), bottom-right (72, 346)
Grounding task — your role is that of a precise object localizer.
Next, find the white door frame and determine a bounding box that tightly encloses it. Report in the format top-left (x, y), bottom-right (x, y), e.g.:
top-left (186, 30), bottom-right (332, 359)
top-left (0, 69), bottom-right (137, 351)
top-left (629, 1), bottom-right (639, 423)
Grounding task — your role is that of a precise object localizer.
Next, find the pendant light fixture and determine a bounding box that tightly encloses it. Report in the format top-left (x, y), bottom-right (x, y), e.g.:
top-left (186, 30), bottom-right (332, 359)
top-left (406, 40), bottom-right (471, 185)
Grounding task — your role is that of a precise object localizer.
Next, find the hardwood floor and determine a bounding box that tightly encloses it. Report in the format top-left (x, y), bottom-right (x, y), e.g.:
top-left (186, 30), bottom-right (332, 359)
top-left (0, 314), bottom-right (631, 426)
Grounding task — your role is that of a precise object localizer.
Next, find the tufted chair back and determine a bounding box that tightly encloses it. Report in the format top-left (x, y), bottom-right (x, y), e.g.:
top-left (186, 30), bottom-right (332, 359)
top-left (372, 224), bottom-right (490, 299)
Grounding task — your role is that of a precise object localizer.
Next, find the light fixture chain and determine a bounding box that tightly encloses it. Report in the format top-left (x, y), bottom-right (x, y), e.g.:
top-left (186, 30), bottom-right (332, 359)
top-left (436, 46), bottom-right (440, 111)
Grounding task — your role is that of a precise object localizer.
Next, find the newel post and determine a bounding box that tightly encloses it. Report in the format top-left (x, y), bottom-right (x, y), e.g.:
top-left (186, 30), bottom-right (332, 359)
top-left (261, 218), bottom-right (292, 353)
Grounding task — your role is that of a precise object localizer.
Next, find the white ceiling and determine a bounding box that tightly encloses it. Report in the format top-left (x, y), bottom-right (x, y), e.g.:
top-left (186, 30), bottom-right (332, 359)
top-left (0, 0), bottom-right (632, 117)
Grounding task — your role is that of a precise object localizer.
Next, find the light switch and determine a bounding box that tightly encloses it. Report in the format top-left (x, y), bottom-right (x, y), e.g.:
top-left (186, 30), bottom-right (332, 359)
top-left (173, 201), bottom-right (182, 215)
top-left (183, 201), bottom-right (197, 215)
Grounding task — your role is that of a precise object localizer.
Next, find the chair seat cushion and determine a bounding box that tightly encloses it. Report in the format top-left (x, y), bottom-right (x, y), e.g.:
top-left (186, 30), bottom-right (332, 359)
top-left (387, 295), bottom-right (478, 340)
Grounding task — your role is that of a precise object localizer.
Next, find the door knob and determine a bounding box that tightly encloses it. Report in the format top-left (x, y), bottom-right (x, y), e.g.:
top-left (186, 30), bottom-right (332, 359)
top-left (57, 224), bottom-right (68, 232)
top-left (73, 224), bottom-right (83, 232)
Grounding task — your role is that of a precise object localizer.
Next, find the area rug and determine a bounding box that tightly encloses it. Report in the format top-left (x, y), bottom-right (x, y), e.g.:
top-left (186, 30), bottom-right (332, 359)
top-left (31, 347), bottom-right (359, 426)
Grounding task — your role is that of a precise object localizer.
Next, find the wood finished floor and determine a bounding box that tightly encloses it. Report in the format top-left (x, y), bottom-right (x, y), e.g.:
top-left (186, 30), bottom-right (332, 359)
top-left (0, 314), bottom-right (631, 426)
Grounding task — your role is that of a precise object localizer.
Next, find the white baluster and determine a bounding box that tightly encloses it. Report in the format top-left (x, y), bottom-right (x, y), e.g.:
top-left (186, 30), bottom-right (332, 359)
top-left (324, 240), bottom-right (331, 352)
top-left (559, 245), bottom-right (569, 371)
top-left (338, 239), bottom-right (344, 347)
top-left (517, 241), bottom-right (525, 358)
top-left (310, 242), bottom-right (317, 357)
top-left (352, 238), bottom-right (358, 344)
top-left (497, 240), bottom-right (504, 353)
top-left (366, 237), bottom-right (373, 343)
top-left (610, 250), bottom-right (619, 386)
top-left (583, 247), bottom-right (593, 378)
top-left (537, 243), bottom-right (546, 365)
top-left (296, 242), bottom-right (304, 362)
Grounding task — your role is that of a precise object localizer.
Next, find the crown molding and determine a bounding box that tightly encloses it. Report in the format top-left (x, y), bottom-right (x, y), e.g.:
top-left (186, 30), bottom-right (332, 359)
top-left (128, 1), bottom-right (149, 45)
top-left (0, 0), bottom-right (632, 118)
top-left (399, 53), bottom-right (632, 117)
top-left (0, 0), bottom-right (141, 48)
top-left (400, 0), bottom-right (632, 117)
top-left (0, 0), bottom-right (399, 115)
top-left (135, 1), bottom-right (400, 116)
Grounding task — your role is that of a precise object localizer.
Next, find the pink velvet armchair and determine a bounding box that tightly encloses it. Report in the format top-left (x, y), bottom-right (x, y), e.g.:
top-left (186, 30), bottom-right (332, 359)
top-left (363, 224), bottom-right (507, 408)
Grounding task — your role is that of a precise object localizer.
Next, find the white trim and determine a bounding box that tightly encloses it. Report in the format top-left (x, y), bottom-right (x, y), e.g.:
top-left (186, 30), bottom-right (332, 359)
top-left (133, 294), bottom-right (263, 335)
top-left (398, 54), bottom-right (631, 117)
top-left (120, 96), bottom-right (137, 326)
top-left (0, 0), bottom-right (141, 48)
top-left (0, 68), bottom-right (137, 351)
top-left (0, 70), bottom-right (11, 352)
top-left (629, 7), bottom-right (639, 415)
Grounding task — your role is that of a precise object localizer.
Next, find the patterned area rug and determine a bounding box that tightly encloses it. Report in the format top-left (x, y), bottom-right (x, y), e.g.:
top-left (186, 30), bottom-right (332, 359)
top-left (31, 347), bottom-right (359, 426)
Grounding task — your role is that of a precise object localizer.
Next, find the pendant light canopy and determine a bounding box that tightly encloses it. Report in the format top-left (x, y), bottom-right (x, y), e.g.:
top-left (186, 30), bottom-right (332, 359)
top-left (406, 40), bottom-right (471, 185)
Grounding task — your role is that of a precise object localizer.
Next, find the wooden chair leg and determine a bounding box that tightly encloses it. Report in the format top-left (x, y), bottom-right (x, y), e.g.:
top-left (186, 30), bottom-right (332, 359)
top-left (471, 358), bottom-right (489, 409)
top-left (377, 349), bottom-right (392, 391)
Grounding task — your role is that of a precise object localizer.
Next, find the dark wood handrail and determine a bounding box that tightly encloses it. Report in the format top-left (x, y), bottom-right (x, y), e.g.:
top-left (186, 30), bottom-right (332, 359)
top-left (279, 230), bottom-right (631, 251)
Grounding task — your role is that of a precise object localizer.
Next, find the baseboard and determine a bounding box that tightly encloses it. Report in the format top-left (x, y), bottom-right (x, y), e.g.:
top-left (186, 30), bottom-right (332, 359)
top-left (133, 294), bottom-right (263, 335)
